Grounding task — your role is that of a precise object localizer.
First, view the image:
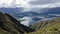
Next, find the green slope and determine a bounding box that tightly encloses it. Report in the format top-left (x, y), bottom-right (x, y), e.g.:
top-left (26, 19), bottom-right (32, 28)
top-left (28, 17), bottom-right (60, 34)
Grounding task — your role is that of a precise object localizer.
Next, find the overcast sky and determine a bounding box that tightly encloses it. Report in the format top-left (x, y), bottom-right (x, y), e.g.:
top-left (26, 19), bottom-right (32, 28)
top-left (29, 0), bottom-right (60, 5)
top-left (0, 0), bottom-right (60, 8)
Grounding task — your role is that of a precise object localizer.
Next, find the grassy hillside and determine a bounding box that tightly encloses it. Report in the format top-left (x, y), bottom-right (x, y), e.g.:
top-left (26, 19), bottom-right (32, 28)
top-left (28, 17), bottom-right (60, 34)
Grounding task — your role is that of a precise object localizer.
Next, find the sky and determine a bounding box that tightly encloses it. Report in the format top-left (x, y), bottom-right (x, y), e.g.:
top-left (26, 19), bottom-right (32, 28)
top-left (0, 0), bottom-right (60, 12)
top-left (0, 0), bottom-right (60, 8)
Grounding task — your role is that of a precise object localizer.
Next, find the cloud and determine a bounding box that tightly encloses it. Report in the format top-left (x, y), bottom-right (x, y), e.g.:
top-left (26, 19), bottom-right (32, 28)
top-left (48, 14), bottom-right (60, 16)
top-left (29, 0), bottom-right (60, 5)
top-left (0, 0), bottom-right (30, 8)
top-left (0, 0), bottom-right (60, 8)
top-left (0, 0), bottom-right (14, 7)
top-left (22, 2), bottom-right (60, 12)
top-left (20, 16), bottom-right (32, 26)
top-left (41, 17), bottom-right (55, 21)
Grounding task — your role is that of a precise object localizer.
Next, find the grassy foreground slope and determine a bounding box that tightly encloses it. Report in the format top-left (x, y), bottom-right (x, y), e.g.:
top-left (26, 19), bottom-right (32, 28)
top-left (28, 18), bottom-right (60, 34)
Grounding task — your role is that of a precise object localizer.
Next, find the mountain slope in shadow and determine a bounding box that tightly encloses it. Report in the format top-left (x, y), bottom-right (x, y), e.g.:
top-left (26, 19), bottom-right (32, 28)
top-left (0, 12), bottom-right (34, 34)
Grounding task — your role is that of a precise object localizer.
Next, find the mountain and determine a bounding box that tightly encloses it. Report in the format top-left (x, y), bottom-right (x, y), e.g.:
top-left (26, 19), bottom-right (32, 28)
top-left (14, 12), bottom-right (41, 18)
top-left (0, 8), bottom-right (23, 14)
top-left (15, 11), bottom-right (60, 26)
top-left (0, 12), bottom-right (34, 34)
top-left (46, 7), bottom-right (60, 14)
top-left (28, 17), bottom-right (60, 34)
top-left (0, 7), bottom-right (60, 18)
top-left (13, 7), bottom-right (60, 26)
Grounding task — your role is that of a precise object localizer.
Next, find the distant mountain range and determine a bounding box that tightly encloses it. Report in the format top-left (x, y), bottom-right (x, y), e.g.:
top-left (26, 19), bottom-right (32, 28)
top-left (46, 7), bottom-right (60, 14)
top-left (0, 7), bottom-right (60, 16)
top-left (0, 7), bottom-right (60, 26)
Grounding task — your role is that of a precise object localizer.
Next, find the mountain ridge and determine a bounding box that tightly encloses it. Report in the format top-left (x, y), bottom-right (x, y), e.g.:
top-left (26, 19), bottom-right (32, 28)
top-left (28, 17), bottom-right (60, 34)
top-left (0, 12), bottom-right (34, 34)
